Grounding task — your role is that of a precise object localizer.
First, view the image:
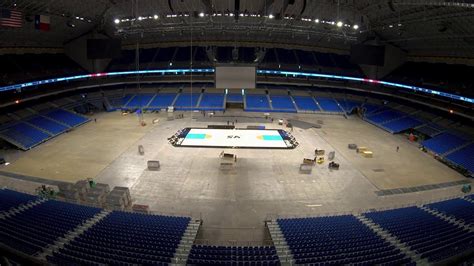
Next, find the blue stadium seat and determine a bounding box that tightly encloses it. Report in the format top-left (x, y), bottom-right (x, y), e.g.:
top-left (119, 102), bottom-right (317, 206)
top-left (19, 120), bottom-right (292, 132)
top-left (125, 94), bottom-right (154, 108)
top-left (421, 132), bottom-right (468, 154)
top-left (315, 98), bottom-right (343, 112)
top-left (383, 116), bottom-right (423, 133)
top-left (26, 115), bottom-right (69, 135)
top-left (364, 206), bottom-right (474, 262)
top-left (51, 211), bottom-right (190, 264)
top-left (188, 245), bottom-right (279, 265)
top-left (43, 109), bottom-right (89, 127)
top-left (277, 215), bottom-right (410, 265)
top-left (0, 200), bottom-right (101, 255)
top-left (0, 122), bottom-right (51, 149)
top-left (445, 143), bottom-right (474, 173)
top-left (0, 188), bottom-right (38, 212)
top-left (269, 95), bottom-right (296, 112)
top-left (174, 93), bottom-right (200, 110)
top-left (245, 95), bottom-right (271, 111)
top-left (199, 93), bottom-right (225, 110)
top-left (292, 96), bottom-right (320, 111)
top-left (227, 93), bottom-right (243, 103)
top-left (426, 199), bottom-right (474, 225)
top-left (147, 93), bottom-right (177, 109)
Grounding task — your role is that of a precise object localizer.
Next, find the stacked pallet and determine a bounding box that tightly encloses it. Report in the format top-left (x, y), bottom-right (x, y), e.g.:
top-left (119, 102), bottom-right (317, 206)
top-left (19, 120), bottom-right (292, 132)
top-left (83, 183), bottom-right (110, 207)
top-left (105, 186), bottom-right (132, 211)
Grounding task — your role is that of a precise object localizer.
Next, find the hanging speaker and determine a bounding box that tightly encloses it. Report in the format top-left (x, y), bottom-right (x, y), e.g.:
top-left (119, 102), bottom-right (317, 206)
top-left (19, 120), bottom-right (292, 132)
top-left (388, 0), bottom-right (396, 12)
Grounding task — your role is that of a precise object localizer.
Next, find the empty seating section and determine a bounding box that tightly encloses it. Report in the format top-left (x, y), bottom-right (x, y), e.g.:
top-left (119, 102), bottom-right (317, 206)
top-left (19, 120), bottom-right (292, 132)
top-left (422, 132), bottom-right (468, 154)
top-left (125, 94), bottom-right (154, 108)
top-left (339, 100), bottom-right (361, 113)
top-left (416, 124), bottom-right (443, 137)
top-left (364, 207), bottom-right (474, 262)
top-left (227, 93), bottom-right (243, 102)
top-left (314, 98), bottom-right (343, 112)
top-left (26, 115), bottom-right (69, 135)
top-left (121, 94), bottom-right (134, 106)
top-left (245, 95), bottom-right (271, 111)
top-left (44, 109), bottom-right (89, 127)
top-left (365, 109), bottom-right (404, 124)
top-left (51, 211), bottom-right (190, 264)
top-left (362, 104), bottom-right (383, 115)
top-left (0, 122), bottom-right (50, 149)
top-left (0, 188), bottom-right (38, 212)
top-left (188, 245), bottom-right (279, 265)
top-left (199, 93), bottom-right (225, 110)
top-left (383, 116), bottom-right (423, 133)
top-left (174, 93), bottom-right (200, 109)
top-left (426, 199), bottom-right (474, 225)
top-left (269, 95), bottom-right (296, 111)
top-left (277, 215), bottom-right (409, 265)
top-left (292, 96), bottom-right (319, 111)
top-left (445, 143), bottom-right (474, 173)
top-left (148, 93), bottom-right (177, 109)
top-left (1, 200), bottom-right (101, 255)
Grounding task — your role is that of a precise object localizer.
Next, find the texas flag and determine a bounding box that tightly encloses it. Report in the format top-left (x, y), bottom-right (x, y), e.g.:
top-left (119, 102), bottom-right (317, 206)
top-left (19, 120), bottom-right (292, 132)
top-left (34, 15), bottom-right (50, 31)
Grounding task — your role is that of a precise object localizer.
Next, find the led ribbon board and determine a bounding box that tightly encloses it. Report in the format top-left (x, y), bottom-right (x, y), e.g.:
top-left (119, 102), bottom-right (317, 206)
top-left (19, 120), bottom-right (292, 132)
top-left (0, 68), bottom-right (472, 104)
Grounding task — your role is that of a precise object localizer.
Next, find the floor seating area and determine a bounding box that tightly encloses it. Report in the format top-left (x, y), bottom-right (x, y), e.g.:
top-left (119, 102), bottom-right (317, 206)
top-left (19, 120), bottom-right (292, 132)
top-left (0, 188), bottom-right (38, 212)
top-left (416, 123), bottom-right (444, 137)
top-left (314, 98), bottom-right (343, 112)
top-left (422, 132), bottom-right (469, 154)
top-left (43, 109), bottom-right (89, 127)
top-left (0, 122), bottom-right (51, 150)
top-left (277, 215), bottom-right (410, 265)
top-left (425, 198), bottom-right (474, 225)
top-left (1, 200), bottom-right (101, 255)
top-left (0, 109), bottom-right (89, 150)
top-left (339, 99), bottom-right (362, 113)
top-left (26, 115), bottom-right (69, 135)
top-left (382, 116), bottom-right (423, 134)
top-left (363, 206), bottom-right (474, 262)
top-left (245, 94), bottom-right (271, 111)
top-left (365, 109), bottom-right (404, 125)
top-left (199, 93), bottom-right (225, 110)
top-left (269, 95), bottom-right (296, 112)
top-left (50, 211), bottom-right (190, 265)
top-left (444, 143), bottom-right (474, 173)
top-left (292, 96), bottom-right (320, 111)
top-left (187, 245), bottom-right (279, 265)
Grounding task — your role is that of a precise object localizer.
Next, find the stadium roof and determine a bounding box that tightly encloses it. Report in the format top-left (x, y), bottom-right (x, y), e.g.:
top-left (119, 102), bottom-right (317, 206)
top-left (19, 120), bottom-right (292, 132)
top-left (0, 0), bottom-right (474, 63)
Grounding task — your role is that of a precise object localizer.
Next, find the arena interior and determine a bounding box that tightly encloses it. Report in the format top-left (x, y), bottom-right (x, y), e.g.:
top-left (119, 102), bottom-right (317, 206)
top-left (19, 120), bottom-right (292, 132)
top-left (0, 0), bottom-right (474, 265)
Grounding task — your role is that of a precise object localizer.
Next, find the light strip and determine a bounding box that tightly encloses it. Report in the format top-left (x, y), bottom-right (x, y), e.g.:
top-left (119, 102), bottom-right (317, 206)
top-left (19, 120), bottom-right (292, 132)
top-left (0, 68), bottom-right (472, 104)
top-left (257, 70), bottom-right (474, 104)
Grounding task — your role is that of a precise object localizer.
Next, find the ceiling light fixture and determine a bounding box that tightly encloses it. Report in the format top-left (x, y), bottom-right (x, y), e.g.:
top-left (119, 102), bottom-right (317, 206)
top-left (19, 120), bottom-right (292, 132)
top-left (336, 21), bottom-right (343, 27)
top-left (199, 12), bottom-right (205, 17)
top-left (114, 18), bottom-right (120, 24)
top-left (268, 14), bottom-right (274, 19)
top-left (353, 24), bottom-right (359, 30)
top-left (314, 19), bottom-right (319, 23)
top-left (153, 14), bottom-right (158, 19)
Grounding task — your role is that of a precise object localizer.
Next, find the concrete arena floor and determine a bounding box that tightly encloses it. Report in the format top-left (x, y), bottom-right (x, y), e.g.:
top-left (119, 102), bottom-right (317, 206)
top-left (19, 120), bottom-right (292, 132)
top-left (0, 110), bottom-right (469, 244)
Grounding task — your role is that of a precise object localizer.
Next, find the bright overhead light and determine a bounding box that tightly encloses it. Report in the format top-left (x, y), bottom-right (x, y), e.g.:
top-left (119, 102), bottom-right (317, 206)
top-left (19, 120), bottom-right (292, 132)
top-left (153, 14), bottom-right (158, 19)
top-left (353, 24), bottom-right (359, 30)
top-left (336, 21), bottom-right (343, 27)
top-left (389, 24), bottom-right (393, 28)
top-left (199, 12), bottom-right (205, 17)
top-left (114, 18), bottom-right (120, 24)
top-left (268, 14), bottom-right (274, 19)
top-left (138, 16), bottom-right (143, 21)
top-left (314, 19), bottom-right (319, 23)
